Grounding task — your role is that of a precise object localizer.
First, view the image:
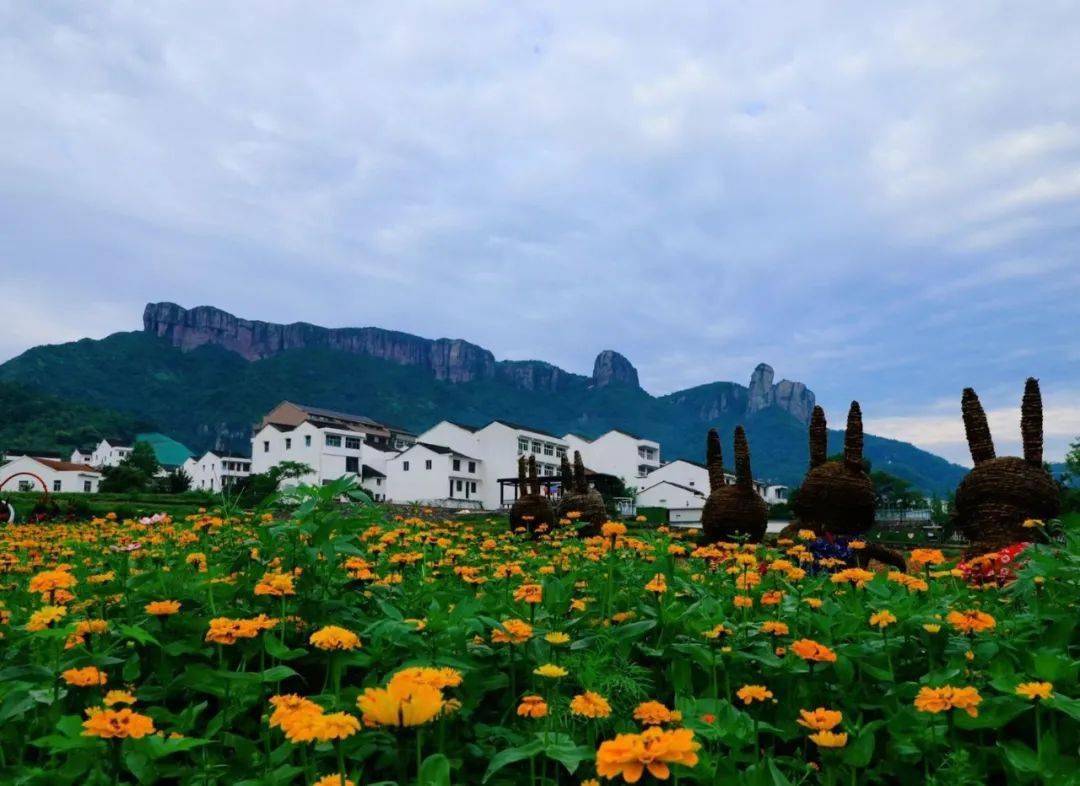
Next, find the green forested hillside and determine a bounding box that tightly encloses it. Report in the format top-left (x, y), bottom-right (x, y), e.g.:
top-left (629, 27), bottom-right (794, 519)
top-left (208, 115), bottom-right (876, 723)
top-left (0, 332), bottom-right (969, 492)
top-left (0, 380), bottom-right (152, 455)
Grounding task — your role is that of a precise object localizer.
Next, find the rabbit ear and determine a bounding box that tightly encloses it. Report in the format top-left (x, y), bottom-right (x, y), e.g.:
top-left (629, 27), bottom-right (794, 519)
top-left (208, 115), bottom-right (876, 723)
top-left (844, 402), bottom-right (864, 470)
top-left (734, 426), bottom-right (753, 488)
top-left (517, 455), bottom-right (527, 486)
top-left (528, 454), bottom-right (539, 495)
top-left (809, 406), bottom-right (828, 469)
top-left (1021, 377), bottom-right (1043, 467)
top-left (962, 387), bottom-right (996, 465)
top-left (573, 450), bottom-right (587, 493)
top-left (706, 428), bottom-right (725, 490)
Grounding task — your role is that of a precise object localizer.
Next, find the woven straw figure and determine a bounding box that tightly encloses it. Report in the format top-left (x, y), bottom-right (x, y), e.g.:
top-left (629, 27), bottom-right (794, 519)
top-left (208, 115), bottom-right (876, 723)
top-left (509, 455), bottom-right (556, 536)
top-left (792, 402), bottom-right (906, 570)
top-left (700, 426), bottom-right (768, 543)
top-left (953, 378), bottom-right (1059, 553)
top-left (556, 450), bottom-right (607, 536)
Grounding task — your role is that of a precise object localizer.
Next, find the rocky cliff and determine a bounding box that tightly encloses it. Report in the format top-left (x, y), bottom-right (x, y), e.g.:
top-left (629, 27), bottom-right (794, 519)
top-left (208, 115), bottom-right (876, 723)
top-left (142, 303), bottom-right (815, 421)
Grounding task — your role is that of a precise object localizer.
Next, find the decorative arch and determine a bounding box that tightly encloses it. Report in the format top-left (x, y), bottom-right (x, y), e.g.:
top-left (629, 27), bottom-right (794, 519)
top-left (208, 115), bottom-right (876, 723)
top-left (0, 471), bottom-right (47, 491)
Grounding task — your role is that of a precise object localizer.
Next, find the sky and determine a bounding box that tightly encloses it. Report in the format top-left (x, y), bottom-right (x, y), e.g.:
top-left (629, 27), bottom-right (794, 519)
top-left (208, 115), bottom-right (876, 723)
top-left (1, 2), bottom-right (1078, 467)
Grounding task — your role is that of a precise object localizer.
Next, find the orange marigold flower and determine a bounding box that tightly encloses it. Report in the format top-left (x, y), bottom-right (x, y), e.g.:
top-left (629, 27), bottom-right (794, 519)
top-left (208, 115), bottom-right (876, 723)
top-left (491, 619), bottom-right (533, 645)
top-left (309, 625), bottom-right (362, 651)
top-left (791, 639), bottom-right (837, 663)
top-left (644, 574), bottom-right (668, 594)
top-left (633, 700), bottom-right (682, 726)
top-left (869, 610), bottom-right (897, 629)
top-left (809, 730), bottom-right (848, 748)
top-left (517, 695), bottom-right (548, 718)
top-left (601, 521), bottom-right (627, 538)
top-left (27, 605), bottom-right (67, 631)
top-left (1016, 682), bottom-right (1053, 701)
top-left (760, 621), bottom-right (789, 636)
top-left (946, 610), bottom-right (996, 635)
top-left (596, 727), bottom-right (699, 783)
top-left (82, 708), bottom-right (155, 739)
top-left (314, 776), bottom-right (354, 786)
top-left (29, 569), bottom-right (78, 595)
top-left (570, 691), bottom-right (612, 719)
top-left (254, 571), bottom-right (296, 597)
top-left (513, 583), bottom-right (543, 604)
top-left (103, 690), bottom-right (137, 706)
top-left (389, 667), bottom-right (463, 691)
top-left (909, 548), bottom-right (946, 567)
top-left (268, 694), bottom-right (322, 730)
top-left (796, 708), bottom-right (842, 731)
top-left (914, 685), bottom-right (982, 717)
top-left (736, 685), bottom-right (773, 705)
top-left (63, 666), bottom-right (107, 687)
top-left (145, 600), bottom-right (181, 616)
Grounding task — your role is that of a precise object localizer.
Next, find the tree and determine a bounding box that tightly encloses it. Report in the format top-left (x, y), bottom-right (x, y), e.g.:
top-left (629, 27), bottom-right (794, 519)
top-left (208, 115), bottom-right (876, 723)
top-left (156, 468), bottom-right (192, 494)
top-left (99, 442), bottom-right (161, 493)
top-left (869, 469), bottom-right (925, 509)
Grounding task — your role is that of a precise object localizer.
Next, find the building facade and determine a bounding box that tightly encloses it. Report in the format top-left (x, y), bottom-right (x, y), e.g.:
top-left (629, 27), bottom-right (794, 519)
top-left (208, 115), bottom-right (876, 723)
top-left (0, 456), bottom-right (102, 493)
top-left (562, 430), bottom-right (661, 489)
top-left (183, 451), bottom-right (253, 493)
top-left (384, 443), bottom-right (482, 507)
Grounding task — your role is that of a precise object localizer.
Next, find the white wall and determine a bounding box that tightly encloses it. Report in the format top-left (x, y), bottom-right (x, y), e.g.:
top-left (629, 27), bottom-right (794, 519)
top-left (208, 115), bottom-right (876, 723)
top-left (185, 452), bottom-right (251, 493)
top-left (385, 445), bottom-right (482, 505)
top-left (252, 421), bottom-right (373, 487)
top-left (641, 460), bottom-right (710, 494)
top-left (636, 481), bottom-right (705, 511)
top-left (564, 431), bottom-right (661, 489)
top-left (0, 457), bottom-right (101, 494)
top-left (91, 440), bottom-right (132, 468)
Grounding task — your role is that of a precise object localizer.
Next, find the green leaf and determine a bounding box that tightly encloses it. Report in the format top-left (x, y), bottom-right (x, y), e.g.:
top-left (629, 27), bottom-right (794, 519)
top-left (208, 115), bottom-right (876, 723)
top-left (118, 624), bottom-right (161, 647)
top-left (1045, 694), bottom-right (1080, 721)
top-left (999, 740), bottom-right (1040, 774)
top-left (482, 738), bottom-right (544, 783)
top-left (539, 733), bottom-right (593, 774)
top-left (612, 619), bottom-right (657, 641)
top-left (842, 727), bottom-right (875, 768)
top-left (418, 753), bottom-right (452, 786)
top-left (263, 635), bottom-right (307, 661)
top-left (954, 697), bottom-right (1029, 730)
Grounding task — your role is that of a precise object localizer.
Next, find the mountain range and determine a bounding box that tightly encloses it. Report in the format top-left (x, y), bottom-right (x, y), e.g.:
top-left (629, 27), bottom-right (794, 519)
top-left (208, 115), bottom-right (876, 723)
top-left (0, 302), bottom-right (970, 493)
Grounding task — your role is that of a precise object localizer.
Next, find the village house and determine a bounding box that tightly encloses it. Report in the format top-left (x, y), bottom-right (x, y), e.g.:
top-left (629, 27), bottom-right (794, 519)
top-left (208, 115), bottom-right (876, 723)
top-left (409, 420), bottom-right (568, 510)
top-left (0, 455), bottom-right (102, 493)
top-left (384, 443), bottom-right (482, 507)
top-left (183, 451), bottom-right (253, 493)
top-left (70, 438), bottom-right (133, 468)
top-left (562, 429), bottom-right (661, 489)
top-left (637, 458), bottom-right (788, 522)
top-left (250, 402), bottom-right (412, 490)
top-left (71, 433), bottom-right (194, 472)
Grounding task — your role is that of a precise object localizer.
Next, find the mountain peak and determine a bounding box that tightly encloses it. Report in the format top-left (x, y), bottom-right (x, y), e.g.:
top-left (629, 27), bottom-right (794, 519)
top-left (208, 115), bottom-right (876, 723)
top-left (592, 350), bottom-right (639, 388)
top-left (748, 361), bottom-right (816, 422)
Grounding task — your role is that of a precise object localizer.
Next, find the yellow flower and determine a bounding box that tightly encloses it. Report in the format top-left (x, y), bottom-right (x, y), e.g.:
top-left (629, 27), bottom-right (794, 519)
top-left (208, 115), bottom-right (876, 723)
top-left (809, 730), bottom-right (848, 748)
top-left (736, 685), bottom-right (773, 705)
top-left (314, 776), bottom-right (355, 786)
top-left (922, 623), bottom-right (941, 634)
top-left (545, 632), bottom-right (571, 646)
top-left (644, 573), bottom-right (668, 594)
top-left (796, 708), bottom-right (842, 731)
top-left (254, 571), bottom-right (296, 597)
top-left (869, 610), bottom-right (897, 629)
top-left (534, 663), bottom-right (568, 679)
top-left (27, 605), bottom-right (67, 631)
top-left (1016, 682), bottom-right (1053, 700)
top-left (570, 691), bottom-right (612, 719)
top-left (357, 681), bottom-right (443, 728)
top-left (1022, 518), bottom-right (1044, 529)
top-left (309, 625), bottom-right (362, 651)
top-left (103, 690), bottom-right (137, 706)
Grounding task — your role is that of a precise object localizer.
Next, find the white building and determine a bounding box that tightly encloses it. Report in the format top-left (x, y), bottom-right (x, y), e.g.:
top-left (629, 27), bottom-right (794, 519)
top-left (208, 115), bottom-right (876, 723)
top-left (636, 480), bottom-right (706, 512)
top-left (250, 402), bottom-right (409, 490)
top-left (385, 443), bottom-right (483, 507)
top-left (70, 439), bottom-right (133, 468)
top-left (0, 456), bottom-right (102, 494)
top-left (183, 451), bottom-right (252, 493)
top-left (562, 430), bottom-right (661, 489)
top-left (411, 420), bottom-right (568, 510)
top-left (637, 459), bottom-right (789, 515)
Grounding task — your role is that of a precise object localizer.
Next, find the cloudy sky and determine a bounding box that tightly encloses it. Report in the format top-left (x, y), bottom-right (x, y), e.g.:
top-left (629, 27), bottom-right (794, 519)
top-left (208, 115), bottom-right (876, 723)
top-left (2, 2), bottom-right (1078, 465)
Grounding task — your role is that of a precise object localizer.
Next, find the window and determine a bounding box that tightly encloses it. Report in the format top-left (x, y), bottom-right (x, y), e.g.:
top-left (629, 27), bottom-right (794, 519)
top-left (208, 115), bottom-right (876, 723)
top-left (18, 480), bottom-right (33, 492)
top-left (470, 482), bottom-right (477, 493)
top-left (53, 480), bottom-right (62, 492)
top-left (425, 460), bottom-right (432, 470)
top-left (345, 436), bottom-right (361, 450)
top-left (263, 441), bottom-right (270, 452)
top-left (543, 444), bottom-right (554, 456)
top-left (83, 481), bottom-right (92, 492)
top-left (325, 434), bottom-right (342, 447)
top-left (345, 456), bottom-right (359, 473)
top-left (285, 438), bottom-right (292, 450)
top-left (531, 442), bottom-right (541, 454)
top-left (305, 435), bottom-right (312, 447)
top-left (403, 461), bottom-right (410, 471)
top-left (376, 478), bottom-right (382, 485)
top-left (518, 439), bottom-right (528, 454)
top-left (456, 480), bottom-right (463, 491)
top-left (556, 447), bottom-right (566, 458)
top-left (468, 461), bottom-right (476, 473)
top-left (452, 459), bottom-right (461, 471)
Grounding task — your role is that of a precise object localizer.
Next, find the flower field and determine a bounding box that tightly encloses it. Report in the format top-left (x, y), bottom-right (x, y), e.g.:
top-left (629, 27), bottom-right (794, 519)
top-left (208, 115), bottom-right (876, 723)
top-left (1, 489), bottom-right (1078, 785)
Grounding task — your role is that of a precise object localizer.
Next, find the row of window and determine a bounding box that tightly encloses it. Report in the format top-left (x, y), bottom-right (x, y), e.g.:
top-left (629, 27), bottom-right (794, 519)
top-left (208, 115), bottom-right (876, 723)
top-left (29, 479), bottom-right (94, 493)
top-left (401, 458), bottom-right (477, 474)
top-left (517, 439), bottom-right (567, 458)
top-left (261, 433), bottom-right (367, 453)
